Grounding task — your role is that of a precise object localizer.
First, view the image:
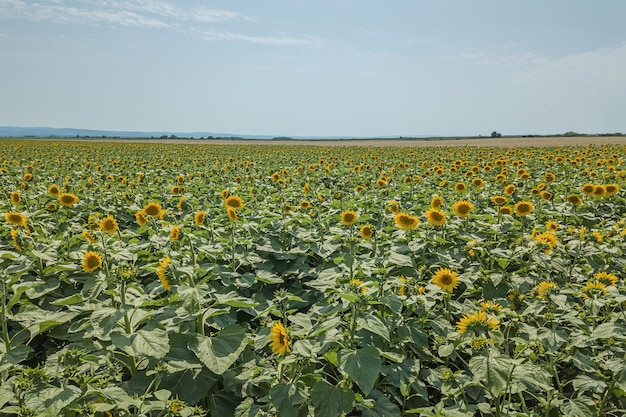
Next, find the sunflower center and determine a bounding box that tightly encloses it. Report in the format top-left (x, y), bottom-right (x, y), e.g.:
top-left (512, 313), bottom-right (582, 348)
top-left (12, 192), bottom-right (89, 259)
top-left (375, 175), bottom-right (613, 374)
top-left (440, 274), bottom-right (453, 285)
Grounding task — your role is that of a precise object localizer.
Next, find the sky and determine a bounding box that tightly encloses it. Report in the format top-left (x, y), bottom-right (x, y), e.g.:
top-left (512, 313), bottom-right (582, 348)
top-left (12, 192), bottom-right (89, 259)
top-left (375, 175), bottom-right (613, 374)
top-left (1, 0), bottom-right (625, 137)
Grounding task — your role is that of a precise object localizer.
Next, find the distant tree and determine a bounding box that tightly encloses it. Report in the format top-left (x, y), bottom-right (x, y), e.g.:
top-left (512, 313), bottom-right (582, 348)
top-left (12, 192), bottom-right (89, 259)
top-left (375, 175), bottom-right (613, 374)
top-left (490, 131), bottom-right (502, 138)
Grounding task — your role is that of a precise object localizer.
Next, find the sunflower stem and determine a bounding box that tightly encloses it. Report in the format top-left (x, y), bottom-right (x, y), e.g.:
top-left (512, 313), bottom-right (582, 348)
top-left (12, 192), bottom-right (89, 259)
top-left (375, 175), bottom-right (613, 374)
top-left (230, 221), bottom-right (236, 271)
top-left (1, 276), bottom-right (10, 349)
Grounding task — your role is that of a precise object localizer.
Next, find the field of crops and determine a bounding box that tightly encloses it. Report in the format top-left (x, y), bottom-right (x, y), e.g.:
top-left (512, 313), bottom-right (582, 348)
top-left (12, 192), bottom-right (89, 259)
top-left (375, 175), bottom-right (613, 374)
top-left (1, 139), bottom-right (625, 417)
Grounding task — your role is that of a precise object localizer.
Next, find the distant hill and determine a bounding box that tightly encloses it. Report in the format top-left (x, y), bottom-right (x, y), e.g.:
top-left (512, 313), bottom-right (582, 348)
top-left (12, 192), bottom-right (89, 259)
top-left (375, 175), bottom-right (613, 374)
top-left (0, 126), bottom-right (440, 140)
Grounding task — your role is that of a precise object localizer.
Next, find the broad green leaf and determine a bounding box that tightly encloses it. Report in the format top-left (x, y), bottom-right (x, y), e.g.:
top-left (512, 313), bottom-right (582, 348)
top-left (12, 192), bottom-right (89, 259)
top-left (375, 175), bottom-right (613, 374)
top-left (469, 349), bottom-right (512, 397)
top-left (560, 397), bottom-right (597, 417)
top-left (572, 374), bottom-right (607, 393)
top-left (357, 314), bottom-right (390, 341)
top-left (339, 346), bottom-right (381, 396)
top-left (358, 396), bottom-right (401, 417)
top-left (269, 381), bottom-right (308, 417)
top-left (189, 324), bottom-right (247, 375)
top-left (235, 397), bottom-right (265, 417)
top-left (111, 327), bottom-right (170, 360)
top-left (214, 291), bottom-right (259, 308)
top-left (311, 380), bottom-right (355, 417)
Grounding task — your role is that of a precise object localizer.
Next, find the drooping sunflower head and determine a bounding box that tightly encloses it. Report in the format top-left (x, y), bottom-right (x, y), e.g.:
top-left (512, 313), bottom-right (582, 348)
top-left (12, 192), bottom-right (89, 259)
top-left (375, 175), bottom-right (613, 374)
top-left (453, 200), bottom-right (474, 217)
top-left (157, 256), bottom-right (172, 291)
top-left (169, 225), bottom-right (181, 241)
top-left (224, 195), bottom-right (244, 210)
top-left (581, 281), bottom-right (607, 300)
top-left (593, 271), bottom-right (618, 287)
top-left (59, 193), bottom-right (79, 207)
top-left (341, 210), bottom-right (358, 226)
top-left (456, 310), bottom-right (499, 334)
top-left (269, 321), bottom-right (290, 355)
top-left (387, 200), bottom-right (400, 213)
top-left (534, 281), bottom-right (558, 300)
top-left (514, 201), bottom-right (534, 216)
top-left (534, 232), bottom-right (558, 253)
top-left (5, 212), bottom-right (27, 227)
top-left (135, 209), bottom-right (149, 226)
top-left (194, 210), bottom-right (206, 226)
top-left (82, 251), bottom-right (103, 273)
top-left (479, 300), bottom-right (503, 314)
top-left (359, 224), bottom-right (374, 239)
top-left (425, 209), bottom-right (446, 226)
top-left (431, 267), bottom-right (460, 292)
top-left (394, 212), bottom-right (420, 230)
top-left (99, 215), bottom-right (118, 234)
top-left (227, 207), bottom-right (238, 222)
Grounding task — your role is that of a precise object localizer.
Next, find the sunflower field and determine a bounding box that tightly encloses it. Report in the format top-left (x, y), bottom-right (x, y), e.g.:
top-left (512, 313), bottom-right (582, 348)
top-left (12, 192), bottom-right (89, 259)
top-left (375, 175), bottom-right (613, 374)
top-left (1, 139), bottom-right (626, 417)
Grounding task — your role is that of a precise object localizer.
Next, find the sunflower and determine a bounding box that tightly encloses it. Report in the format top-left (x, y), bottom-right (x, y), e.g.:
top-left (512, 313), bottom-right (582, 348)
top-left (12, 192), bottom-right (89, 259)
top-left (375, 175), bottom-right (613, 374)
top-left (194, 210), bottom-right (206, 226)
top-left (303, 183), bottom-right (310, 193)
top-left (82, 230), bottom-right (97, 243)
top-left (500, 206), bottom-right (513, 215)
top-left (431, 267), bottom-right (460, 292)
top-left (387, 200), bottom-right (400, 213)
top-left (300, 200), bottom-right (311, 210)
top-left (592, 185), bottom-right (606, 198)
top-left (394, 212), bottom-right (420, 230)
top-left (453, 200), bottom-right (474, 217)
top-left (227, 208), bottom-right (238, 222)
top-left (534, 232), bottom-right (558, 253)
top-left (99, 215), bottom-right (118, 234)
top-left (546, 220), bottom-right (559, 232)
top-left (471, 177), bottom-right (485, 188)
top-left (135, 209), bottom-right (149, 226)
top-left (360, 224), bottom-right (374, 239)
top-left (491, 195), bottom-right (507, 206)
top-left (593, 271), bottom-right (618, 287)
top-left (514, 201), bottom-right (533, 216)
top-left (143, 202), bottom-right (164, 218)
top-left (224, 195), bottom-right (244, 210)
top-left (59, 193), bottom-right (79, 207)
top-left (169, 225), bottom-right (181, 241)
top-left (349, 279), bottom-right (367, 294)
top-left (221, 189), bottom-right (230, 199)
top-left (397, 276), bottom-right (406, 296)
top-left (454, 182), bottom-right (467, 192)
top-left (269, 322), bottom-right (290, 355)
top-left (425, 209), bottom-right (446, 226)
top-left (10, 191), bottom-right (21, 205)
top-left (581, 183), bottom-right (595, 195)
top-left (82, 251), bottom-right (103, 273)
top-left (10, 229), bottom-right (22, 252)
top-left (430, 195), bottom-right (444, 209)
top-left (504, 184), bottom-right (516, 196)
top-left (604, 183), bottom-right (620, 196)
top-left (534, 281), bottom-right (558, 300)
top-left (581, 281), bottom-right (607, 299)
top-left (157, 256), bottom-right (172, 291)
top-left (5, 212), bottom-right (27, 227)
top-left (456, 310), bottom-right (499, 334)
top-left (23, 173), bottom-right (33, 181)
top-left (171, 185), bottom-right (181, 195)
top-left (341, 210), bottom-right (358, 226)
top-left (354, 185), bottom-right (365, 193)
top-left (540, 191), bottom-right (553, 201)
top-left (479, 301), bottom-right (503, 314)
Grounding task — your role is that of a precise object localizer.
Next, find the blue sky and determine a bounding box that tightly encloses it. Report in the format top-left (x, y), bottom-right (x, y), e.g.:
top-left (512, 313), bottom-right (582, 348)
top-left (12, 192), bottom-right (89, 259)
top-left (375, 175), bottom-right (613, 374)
top-left (1, 0), bottom-right (625, 137)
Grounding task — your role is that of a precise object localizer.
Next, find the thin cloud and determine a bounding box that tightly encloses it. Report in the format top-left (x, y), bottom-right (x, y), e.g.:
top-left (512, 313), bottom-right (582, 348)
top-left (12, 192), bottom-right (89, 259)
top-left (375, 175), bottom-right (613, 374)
top-left (0, 0), bottom-right (320, 46)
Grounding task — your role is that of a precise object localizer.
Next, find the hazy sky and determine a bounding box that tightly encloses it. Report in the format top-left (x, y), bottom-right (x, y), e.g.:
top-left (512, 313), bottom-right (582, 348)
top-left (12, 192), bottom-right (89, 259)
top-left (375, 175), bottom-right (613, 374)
top-left (1, 1), bottom-right (625, 137)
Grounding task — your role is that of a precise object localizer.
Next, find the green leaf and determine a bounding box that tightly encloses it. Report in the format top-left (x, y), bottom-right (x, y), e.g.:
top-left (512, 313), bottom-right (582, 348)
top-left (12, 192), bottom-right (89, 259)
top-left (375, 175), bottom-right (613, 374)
top-left (358, 396), bottom-right (401, 417)
top-left (437, 343), bottom-right (454, 358)
top-left (357, 314), bottom-right (390, 341)
top-left (189, 324), bottom-right (247, 375)
top-left (572, 375), bottom-right (607, 393)
top-left (160, 369), bottom-right (217, 404)
top-left (339, 346), bottom-right (381, 396)
top-left (560, 397), bottom-right (597, 417)
top-left (0, 345), bottom-right (33, 370)
top-left (311, 380), bottom-right (355, 417)
top-left (235, 397), bottom-right (265, 417)
top-left (269, 381), bottom-right (308, 417)
top-left (111, 327), bottom-right (170, 360)
top-left (469, 350), bottom-right (512, 397)
top-left (386, 251), bottom-right (413, 267)
top-left (590, 322), bottom-right (626, 340)
top-left (214, 291), bottom-right (259, 308)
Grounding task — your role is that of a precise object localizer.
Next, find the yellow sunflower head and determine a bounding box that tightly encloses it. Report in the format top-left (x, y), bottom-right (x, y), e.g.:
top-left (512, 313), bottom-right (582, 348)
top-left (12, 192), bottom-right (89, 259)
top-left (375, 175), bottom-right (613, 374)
top-left (566, 194), bottom-right (583, 205)
top-left (341, 210), bottom-right (358, 226)
top-left (453, 200), bottom-right (474, 217)
top-left (454, 182), bottom-right (467, 192)
top-left (59, 193), bottom-right (79, 207)
top-left (514, 201), bottom-right (534, 216)
top-left (227, 207), bottom-right (238, 222)
top-left (456, 310), bottom-right (499, 334)
top-left (99, 215), bottom-right (118, 234)
top-left (10, 191), bottom-right (21, 205)
top-left (604, 183), bottom-right (619, 197)
top-left (194, 210), bottom-right (206, 226)
top-left (224, 195), bottom-right (244, 210)
top-left (425, 209), bottom-right (446, 226)
top-left (394, 212), bottom-right (420, 230)
top-left (430, 195), bottom-right (444, 209)
top-left (431, 267), bottom-right (460, 292)
top-left (581, 183), bottom-right (595, 195)
top-left (143, 202), bottom-right (164, 218)
top-left (82, 251), bottom-right (103, 273)
top-left (359, 224), bottom-right (374, 239)
top-left (5, 211), bottom-right (27, 227)
top-left (169, 225), bottom-right (181, 241)
top-left (491, 195), bottom-right (507, 206)
top-left (593, 271), bottom-right (618, 287)
top-left (269, 321), bottom-right (290, 355)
